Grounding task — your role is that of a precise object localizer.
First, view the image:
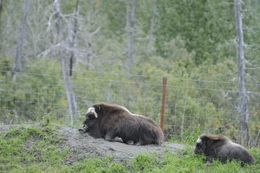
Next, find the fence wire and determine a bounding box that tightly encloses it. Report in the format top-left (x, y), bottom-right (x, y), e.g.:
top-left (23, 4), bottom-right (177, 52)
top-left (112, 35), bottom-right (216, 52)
top-left (0, 69), bottom-right (259, 146)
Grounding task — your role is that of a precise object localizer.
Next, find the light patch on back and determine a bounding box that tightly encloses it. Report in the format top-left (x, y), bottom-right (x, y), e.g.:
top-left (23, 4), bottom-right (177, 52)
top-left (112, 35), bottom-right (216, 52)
top-left (229, 140), bottom-right (245, 149)
top-left (86, 107), bottom-right (98, 118)
top-left (196, 138), bottom-right (202, 144)
top-left (132, 114), bottom-right (142, 117)
top-left (117, 105), bottom-right (132, 114)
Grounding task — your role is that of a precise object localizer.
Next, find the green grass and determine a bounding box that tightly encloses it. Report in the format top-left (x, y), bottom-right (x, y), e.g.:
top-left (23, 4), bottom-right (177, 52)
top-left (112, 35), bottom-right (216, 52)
top-left (0, 125), bottom-right (69, 172)
top-left (0, 125), bottom-right (259, 173)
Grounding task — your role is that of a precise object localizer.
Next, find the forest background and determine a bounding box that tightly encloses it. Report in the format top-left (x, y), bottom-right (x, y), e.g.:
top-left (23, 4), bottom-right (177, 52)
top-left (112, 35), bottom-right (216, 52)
top-left (0, 0), bottom-right (260, 146)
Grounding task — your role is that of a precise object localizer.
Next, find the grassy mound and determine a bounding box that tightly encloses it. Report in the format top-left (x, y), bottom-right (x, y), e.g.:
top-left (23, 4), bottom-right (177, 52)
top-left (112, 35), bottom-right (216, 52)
top-left (0, 125), bottom-right (259, 173)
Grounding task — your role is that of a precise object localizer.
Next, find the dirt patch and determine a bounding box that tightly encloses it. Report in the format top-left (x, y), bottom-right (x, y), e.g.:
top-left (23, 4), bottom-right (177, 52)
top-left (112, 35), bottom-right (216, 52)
top-left (57, 126), bottom-right (184, 164)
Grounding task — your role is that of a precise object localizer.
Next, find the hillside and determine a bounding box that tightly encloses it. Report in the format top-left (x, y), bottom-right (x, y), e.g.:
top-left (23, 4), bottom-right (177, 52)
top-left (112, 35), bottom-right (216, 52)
top-left (1, 124), bottom-right (259, 173)
top-left (0, 124), bottom-right (184, 163)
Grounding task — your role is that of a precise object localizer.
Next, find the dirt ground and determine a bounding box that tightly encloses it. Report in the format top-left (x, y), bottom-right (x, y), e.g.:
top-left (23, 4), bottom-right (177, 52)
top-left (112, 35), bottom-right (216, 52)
top-left (58, 126), bottom-right (184, 164)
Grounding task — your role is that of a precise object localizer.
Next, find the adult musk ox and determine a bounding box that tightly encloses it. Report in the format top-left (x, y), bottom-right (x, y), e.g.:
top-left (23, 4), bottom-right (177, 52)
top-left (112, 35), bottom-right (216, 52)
top-left (194, 134), bottom-right (254, 165)
top-left (79, 103), bottom-right (164, 145)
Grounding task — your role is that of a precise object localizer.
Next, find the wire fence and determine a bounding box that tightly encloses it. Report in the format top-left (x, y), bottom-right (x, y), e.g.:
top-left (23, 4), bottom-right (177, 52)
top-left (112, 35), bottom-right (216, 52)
top-left (0, 68), bottom-right (259, 146)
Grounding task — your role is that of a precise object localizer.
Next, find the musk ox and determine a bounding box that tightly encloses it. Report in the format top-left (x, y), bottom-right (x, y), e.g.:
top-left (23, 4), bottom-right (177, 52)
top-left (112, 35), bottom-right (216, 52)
top-left (79, 103), bottom-right (164, 145)
top-left (194, 134), bottom-right (254, 165)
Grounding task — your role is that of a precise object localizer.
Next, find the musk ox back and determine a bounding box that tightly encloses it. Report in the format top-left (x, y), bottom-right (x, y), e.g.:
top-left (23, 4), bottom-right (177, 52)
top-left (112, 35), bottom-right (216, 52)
top-left (194, 134), bottom-right (254, 165)
top-left (79, 103), bottom-right (164, 145)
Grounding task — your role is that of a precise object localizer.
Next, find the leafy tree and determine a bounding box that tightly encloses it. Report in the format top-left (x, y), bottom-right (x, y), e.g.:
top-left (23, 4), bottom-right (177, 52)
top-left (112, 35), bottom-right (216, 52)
top-left (156, 0), bottom-right (235, 64)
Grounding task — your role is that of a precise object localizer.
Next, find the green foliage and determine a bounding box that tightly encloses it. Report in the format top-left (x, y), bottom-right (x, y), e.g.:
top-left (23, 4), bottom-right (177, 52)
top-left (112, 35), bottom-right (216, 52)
top-left (0, 57), bottom-right (12, 77)
top-left (129, 147), bottom-right (259, 173)
top-left (179, 128), bottom-right (202, 145)
top-left (100, 0), bottom-right (126, 36)
top-left (0, 58), bottom-right (66, 123)
top-left (60, 0), bottom-right (79, 13)
top-left (71, 158), bottom-right (128, 173)
top-left (0, 125), bottom-right (68, 172)
top-left (132, 154), bottom-right (161, 172)
top-left (156, 0), bottom-right (235, 64)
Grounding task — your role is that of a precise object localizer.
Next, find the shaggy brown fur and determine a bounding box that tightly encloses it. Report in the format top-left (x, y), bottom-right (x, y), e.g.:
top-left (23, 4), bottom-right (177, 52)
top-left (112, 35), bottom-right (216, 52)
top-left (79, 103), bottom-right (164, 145)
top-left (194, 134), bottom-right (254, 165)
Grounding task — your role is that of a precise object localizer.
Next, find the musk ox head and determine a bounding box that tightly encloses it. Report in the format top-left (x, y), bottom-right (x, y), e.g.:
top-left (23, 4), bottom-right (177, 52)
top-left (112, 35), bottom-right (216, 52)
top-left (194, 134), bottom-right (225, 155)
top-left (82, 106), bottom-right (99, 131)
top-left (79, 105), bottom-right (100, 134)
top-left (194, 137), bottom-right (205, 155)
top-left (79, 103), bottom-right (108, 134)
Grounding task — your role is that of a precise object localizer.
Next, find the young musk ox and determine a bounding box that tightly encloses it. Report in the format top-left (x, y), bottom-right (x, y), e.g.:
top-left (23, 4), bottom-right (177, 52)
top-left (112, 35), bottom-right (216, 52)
top-left (194, 134), bottom-right (254, 166)
top-left (79, 103), bottom-right (164, 145)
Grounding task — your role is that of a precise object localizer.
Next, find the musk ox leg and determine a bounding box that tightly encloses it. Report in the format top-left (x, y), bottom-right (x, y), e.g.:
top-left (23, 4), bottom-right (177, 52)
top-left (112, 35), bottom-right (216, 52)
top-left (135, 140), bottom-right (147, 145)
top-left (122, 140), bottom-right (135, 145)
top-left (126, 140), bottom-right (134, 145)
top-left (137, 137), bottom-right (154, 145)
top-left (113, 137), bottom-right (123, 142)
top-left (205, 157), bottom-right (214, 164)
top-left (104, 131), bottom-right (117, 142)
top-left (135, 142), bottom-right (141, 146)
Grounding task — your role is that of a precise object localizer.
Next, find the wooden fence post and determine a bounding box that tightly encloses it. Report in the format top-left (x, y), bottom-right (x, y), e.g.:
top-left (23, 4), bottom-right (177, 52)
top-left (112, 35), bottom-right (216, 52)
top-left (160, 77), bottom-right (167, 131)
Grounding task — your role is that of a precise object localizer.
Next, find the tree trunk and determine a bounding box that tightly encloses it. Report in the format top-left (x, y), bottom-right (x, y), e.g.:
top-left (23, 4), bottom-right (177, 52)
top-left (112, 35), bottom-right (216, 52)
top-left (12, 0), bottom-right (30, 82)
top-left (234, 0), bottom-right (249, 146)
top-left (126, 0), bottom-right (136, 75)
top-left (0, 0), bottom-right (3, 53)
top-left (0, 0), bottom-right (3, 26)
top-left (53, 0), bottom-right (78, 125)
top-left (83, 0), bottom-right (95, 69)
top-left (69, 0), bottom-right (80, 76)
top-left (180, 95), bottom-right (186, 142)
top-left (60, 54), bottom-right (74, 125)
top-left (0, 0), bottom-right (3, 24)
top-left (0, 0), bottom-right (2, 12)
top-left (147, 0), bottom-right (156, 54)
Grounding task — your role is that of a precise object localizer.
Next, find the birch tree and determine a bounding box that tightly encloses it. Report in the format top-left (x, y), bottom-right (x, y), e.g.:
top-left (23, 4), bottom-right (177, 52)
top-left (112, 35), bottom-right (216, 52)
top-left (69, 0), bottom-right (80, 76)
top-left (75, 0), bottom-right (100, 69)
top-left (234, 0), bottom-right (249, 145)
top-left (12, 0), bottom-right (30, 82)
top-left (0, 0), bottom-right (2, 14)
top-left (0, 0), bottom-right (3, 53)
top-left (147, 0), bottom-right (156, 54)
top-left (126, 0), bottom-right (136, 75)
top-left (52, 0), bottom-right (78, 125)
top-left (0, 0), bottom-right (2, 27)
